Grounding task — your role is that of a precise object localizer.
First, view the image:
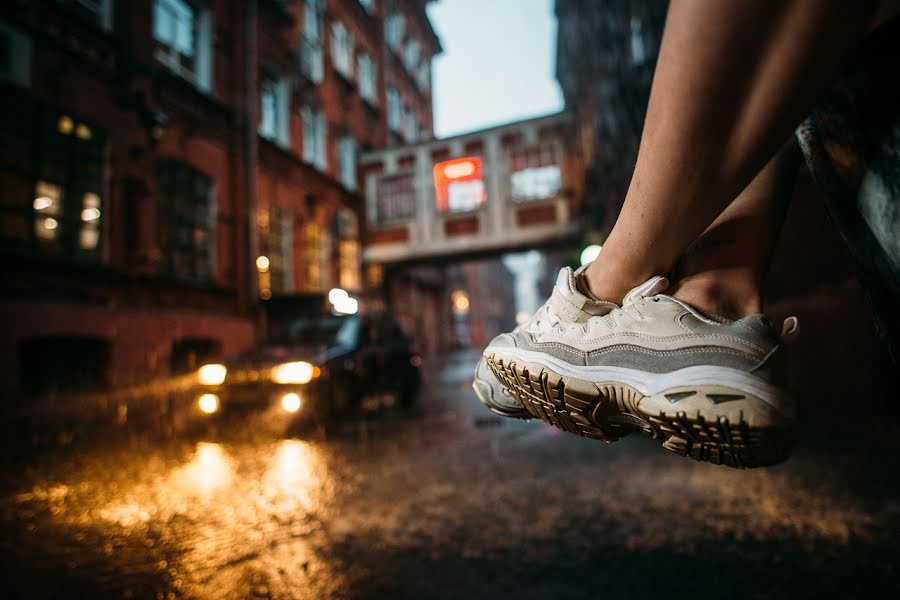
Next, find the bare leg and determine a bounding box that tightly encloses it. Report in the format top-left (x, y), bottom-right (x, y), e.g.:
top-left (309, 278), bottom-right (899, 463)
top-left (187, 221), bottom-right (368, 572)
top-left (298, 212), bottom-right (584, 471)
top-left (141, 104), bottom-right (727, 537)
top-left (583, 0), bottom-right (892, 304)
top-left (669, 140), bottom-right (801, 320)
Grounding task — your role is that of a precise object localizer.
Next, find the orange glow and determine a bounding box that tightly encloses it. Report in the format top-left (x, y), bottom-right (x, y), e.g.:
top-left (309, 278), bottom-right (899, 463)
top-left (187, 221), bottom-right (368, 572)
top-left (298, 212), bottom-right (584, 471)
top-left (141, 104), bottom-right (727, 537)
top-left (433, 156), bottom-right (485, 213)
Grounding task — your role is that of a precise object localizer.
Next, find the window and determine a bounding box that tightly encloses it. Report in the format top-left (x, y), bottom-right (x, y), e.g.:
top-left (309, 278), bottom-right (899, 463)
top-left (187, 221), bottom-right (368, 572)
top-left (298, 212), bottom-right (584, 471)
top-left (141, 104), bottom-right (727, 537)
top-left (387, 87), bottom-right (401, 132)
top-left (404, 106), bottom-right (417, 143)
top-left (302, 220), bottom-right (331, 292)
top-left (152, 0), bottom-right (213, 91)
top-left (358, 52), bottom-right (377, 105)
top-left (433, 157), bottom-right (486, 213)
top-left (416, 62), bottom-right (430, 93)
top-left (630, 17), bottom-right (646, 65)
top-left (336, 208), bottom-right (361, 291)
top-left (402, 39), bottom-right (420, 73)
top-left (385, 12), bottom-right (404, 51)
top-left (260, 205), bottom-right (293, 295)
top-left (156, 159), bottom-right (215, 281)
top-left (302, 105), bottom-right (327, 171)
top-left (510, 146), bottom-right (561, 202)
top-left (0, 99), bottom-right (105, 257)
top-left (0, 22), bottom-right (32, 87)
top-left (358, 0), bottom-right (375, 13)
top-left (337, 135), bottom-right (357, 191)
top-left (299, 0), bottom-right (324, 82)
top-left (330, 21), bottom-right (354, 79)
top-left (259, 72), bottom-right (289, 147)
top-left (373, 173), bottom-right (415, 224)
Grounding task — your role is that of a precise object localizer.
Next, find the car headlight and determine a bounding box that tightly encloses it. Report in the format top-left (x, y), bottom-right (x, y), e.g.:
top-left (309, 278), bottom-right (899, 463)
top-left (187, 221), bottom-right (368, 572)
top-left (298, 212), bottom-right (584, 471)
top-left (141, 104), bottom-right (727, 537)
top-left (198, 393), bottom-right (220, 414)
top-left (198, 363), bottom-right (227, 385)
top-left (271, 361), bottom-right (320, 384)
top-left (281, 392), bottom-right (302, 413)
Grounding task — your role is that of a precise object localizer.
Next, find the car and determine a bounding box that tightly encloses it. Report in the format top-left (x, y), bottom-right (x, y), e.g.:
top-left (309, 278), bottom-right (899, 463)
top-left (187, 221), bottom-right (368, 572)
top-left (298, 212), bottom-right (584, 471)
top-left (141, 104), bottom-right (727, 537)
top-left (190, 295), bottom-right (421, 424)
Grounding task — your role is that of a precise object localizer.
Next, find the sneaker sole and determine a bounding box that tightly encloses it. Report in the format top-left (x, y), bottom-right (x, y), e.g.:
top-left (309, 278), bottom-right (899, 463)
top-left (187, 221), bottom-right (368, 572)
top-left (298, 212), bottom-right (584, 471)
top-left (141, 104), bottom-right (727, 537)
top-left (485, 352), bottom-right (795, 468)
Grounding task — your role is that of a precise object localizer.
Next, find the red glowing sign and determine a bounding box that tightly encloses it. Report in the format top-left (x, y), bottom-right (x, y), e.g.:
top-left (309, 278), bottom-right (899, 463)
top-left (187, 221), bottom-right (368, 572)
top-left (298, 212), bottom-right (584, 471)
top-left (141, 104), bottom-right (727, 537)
top-left (433, 156), bottom-right (486, 213)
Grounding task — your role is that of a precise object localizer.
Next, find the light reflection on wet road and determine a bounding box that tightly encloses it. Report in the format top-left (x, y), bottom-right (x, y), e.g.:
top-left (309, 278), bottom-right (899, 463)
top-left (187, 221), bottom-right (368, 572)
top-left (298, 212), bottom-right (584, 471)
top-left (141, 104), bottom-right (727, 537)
top-left (2, 351), bottom-right (899, 599)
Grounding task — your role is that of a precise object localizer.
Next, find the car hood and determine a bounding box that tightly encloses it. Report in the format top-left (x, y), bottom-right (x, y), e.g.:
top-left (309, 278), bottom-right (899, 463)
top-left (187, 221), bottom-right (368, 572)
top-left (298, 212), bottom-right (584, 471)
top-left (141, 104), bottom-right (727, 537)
top-left (229, 344), bottom-right (352, 369)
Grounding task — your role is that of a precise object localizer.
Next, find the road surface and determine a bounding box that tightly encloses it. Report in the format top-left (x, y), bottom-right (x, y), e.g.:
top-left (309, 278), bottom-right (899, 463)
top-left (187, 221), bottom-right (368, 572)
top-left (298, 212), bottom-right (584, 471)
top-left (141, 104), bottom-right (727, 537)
top-left (1, 350), bottom-right (898, 599)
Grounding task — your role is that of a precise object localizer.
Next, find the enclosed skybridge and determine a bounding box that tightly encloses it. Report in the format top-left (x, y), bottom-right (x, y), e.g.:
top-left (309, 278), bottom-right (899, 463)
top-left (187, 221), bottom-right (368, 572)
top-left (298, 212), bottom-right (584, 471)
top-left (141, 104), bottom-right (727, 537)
top-left (360, 112), bottom-right (581, 265)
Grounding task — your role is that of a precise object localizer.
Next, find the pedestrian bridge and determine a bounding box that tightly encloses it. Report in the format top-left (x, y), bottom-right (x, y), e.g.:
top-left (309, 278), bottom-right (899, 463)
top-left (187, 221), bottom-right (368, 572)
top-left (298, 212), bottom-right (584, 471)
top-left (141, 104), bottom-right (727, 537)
top-left (360, 112), bottom-right (581, 265)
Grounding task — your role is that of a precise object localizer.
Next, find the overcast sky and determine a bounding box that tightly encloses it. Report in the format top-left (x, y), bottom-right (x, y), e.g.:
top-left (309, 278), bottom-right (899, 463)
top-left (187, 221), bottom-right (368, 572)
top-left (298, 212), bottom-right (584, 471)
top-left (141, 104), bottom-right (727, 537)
top-left (426, 0), bottom-right (564, 139)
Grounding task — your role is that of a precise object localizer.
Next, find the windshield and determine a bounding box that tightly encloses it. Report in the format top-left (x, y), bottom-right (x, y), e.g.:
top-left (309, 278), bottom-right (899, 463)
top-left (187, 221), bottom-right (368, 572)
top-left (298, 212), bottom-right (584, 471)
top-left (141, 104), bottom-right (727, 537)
top-left (267, 314), bottom-right (359, 347)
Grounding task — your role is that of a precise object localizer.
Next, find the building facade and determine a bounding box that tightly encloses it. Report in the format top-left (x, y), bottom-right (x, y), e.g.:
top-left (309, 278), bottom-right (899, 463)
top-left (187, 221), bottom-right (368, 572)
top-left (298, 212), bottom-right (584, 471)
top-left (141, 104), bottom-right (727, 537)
top-left (0, 0), bottom-right (440, 396)
top-left (555, 0), bottom-right (667, 234)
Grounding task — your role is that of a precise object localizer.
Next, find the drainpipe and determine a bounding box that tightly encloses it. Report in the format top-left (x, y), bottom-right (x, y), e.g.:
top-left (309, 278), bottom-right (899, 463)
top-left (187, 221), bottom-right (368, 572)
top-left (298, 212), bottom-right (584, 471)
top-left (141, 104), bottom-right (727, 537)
top-left (244, 0), bottom-right (259, 311)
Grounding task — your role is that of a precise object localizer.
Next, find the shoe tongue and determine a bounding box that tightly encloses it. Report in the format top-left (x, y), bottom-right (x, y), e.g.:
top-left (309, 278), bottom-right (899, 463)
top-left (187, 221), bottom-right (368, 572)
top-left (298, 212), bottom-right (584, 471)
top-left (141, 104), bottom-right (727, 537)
top-left (623, 275), bottom-right (669, 305)
top-left (553, 266), bottom-right (616, 318)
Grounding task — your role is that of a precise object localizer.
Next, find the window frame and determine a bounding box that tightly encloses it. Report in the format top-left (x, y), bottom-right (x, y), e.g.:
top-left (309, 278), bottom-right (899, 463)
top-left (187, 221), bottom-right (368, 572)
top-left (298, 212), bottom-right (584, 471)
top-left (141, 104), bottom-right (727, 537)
top-left (371, 171), bottom-right (417, 225)
top-left (337, 135), bottom-right (357, 191)
top-left (258, 71), bottom-right (290, 148)
top-left (152, 0), bottom-right (214, 93)
top-left (302, 105), bottom-right (328, 172)
top-left (0, 100), bottom-right (107, 260)
top-left (330, 20), bottom-right (354, 80)
top-left (509, 145), bottom-right (563, 203)
top-left (155, 158), bottom-right (217, 283)
top-left (357, 52), bottom-right (378, 105)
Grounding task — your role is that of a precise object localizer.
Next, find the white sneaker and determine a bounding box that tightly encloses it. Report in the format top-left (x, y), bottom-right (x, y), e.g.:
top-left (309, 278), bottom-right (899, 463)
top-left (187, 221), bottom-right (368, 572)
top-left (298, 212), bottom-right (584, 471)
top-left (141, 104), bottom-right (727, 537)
top-left (484, 275), bottom-right (798, 468)
top-left (473, 265), bottom-right (616, 419)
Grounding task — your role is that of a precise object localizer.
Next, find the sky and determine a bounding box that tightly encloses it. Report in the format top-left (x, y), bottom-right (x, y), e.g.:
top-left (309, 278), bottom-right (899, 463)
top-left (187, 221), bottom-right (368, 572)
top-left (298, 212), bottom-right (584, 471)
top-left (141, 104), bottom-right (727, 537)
top-left (426, 0), bottom-right (564, 139)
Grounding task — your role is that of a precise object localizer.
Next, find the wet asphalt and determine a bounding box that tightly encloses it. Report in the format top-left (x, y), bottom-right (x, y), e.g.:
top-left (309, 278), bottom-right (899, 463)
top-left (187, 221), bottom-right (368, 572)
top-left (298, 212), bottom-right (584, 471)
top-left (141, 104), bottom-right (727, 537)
top-left (1, 350), bottom-right (898, 599)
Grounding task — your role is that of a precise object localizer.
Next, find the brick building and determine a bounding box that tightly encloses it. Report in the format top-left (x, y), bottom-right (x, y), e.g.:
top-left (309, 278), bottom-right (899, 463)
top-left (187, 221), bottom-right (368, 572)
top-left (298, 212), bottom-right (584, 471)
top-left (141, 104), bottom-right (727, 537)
top-left (0, 0), bottom-right (440, 396)
top-left (554, 0), bottom-right (667, 234)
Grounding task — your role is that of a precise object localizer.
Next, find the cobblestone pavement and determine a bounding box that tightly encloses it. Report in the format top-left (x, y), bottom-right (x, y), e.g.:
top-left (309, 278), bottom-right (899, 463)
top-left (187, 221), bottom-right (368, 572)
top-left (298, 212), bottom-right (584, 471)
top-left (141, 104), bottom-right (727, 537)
top-left (1, 350), bottom-right (899, 599)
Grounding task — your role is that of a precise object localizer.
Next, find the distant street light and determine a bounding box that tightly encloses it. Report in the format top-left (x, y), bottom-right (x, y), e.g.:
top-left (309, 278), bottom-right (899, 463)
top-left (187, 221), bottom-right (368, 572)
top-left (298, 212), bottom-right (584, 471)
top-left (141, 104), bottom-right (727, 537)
top-left (451, 290), bottom-right (470, 315)
top-left (580, 244), bottom-right (602, 266)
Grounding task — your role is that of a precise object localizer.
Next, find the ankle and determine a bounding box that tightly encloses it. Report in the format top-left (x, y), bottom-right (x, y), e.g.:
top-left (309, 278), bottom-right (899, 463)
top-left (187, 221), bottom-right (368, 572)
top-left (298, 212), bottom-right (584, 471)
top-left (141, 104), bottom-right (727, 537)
top-left (670, 272), bottom-right (762, 319)
top-left (583, 260), bottom-right (645, 305)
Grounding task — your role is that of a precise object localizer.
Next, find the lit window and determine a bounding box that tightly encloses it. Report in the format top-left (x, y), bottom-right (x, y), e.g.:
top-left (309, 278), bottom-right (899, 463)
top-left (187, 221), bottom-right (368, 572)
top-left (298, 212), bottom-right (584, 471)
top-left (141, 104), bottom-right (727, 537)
top-left (152, 0), bottom-right (213, 91)
top-left (33, 182), bottom-right (63, 245)
top-left (358, 52), bottom-right (377, 105)
top-left (373, 173), bottom-right (416, 224)
top-left (259, 73), bottom-right (289, 147)
top-left (260, 206), bottom-right (293, 294)
top-left (330, 21), bottom-right (354, 79)
top-left (434, 157), bottom-right (486, 213)
top-left (302, 105), bottom-right (327, 171)
top-left (156, 159), bottom-right (215, 281)
top-left (358, 0), bottom-right (375, 13)
top-left (387, 88), bottom-right (402, 132)
top-left (0, 105), bottom-right (104, 256)
top-left (336, 209), bottom-right (361, 291)
top-left (79, 192), bottom-right (102, 250)
top-left (510, 146), bottom-right (562, 202)
top-left (303, 220), bottom-right (331, 292)
top-left (300, 0), bottom-right (324, 82)
top-left (402, 39), bottom-right (420, 73)
top-left (337, 135), bottom-right (357, 191)
top-left (385, 13), bottom-right (404, 51)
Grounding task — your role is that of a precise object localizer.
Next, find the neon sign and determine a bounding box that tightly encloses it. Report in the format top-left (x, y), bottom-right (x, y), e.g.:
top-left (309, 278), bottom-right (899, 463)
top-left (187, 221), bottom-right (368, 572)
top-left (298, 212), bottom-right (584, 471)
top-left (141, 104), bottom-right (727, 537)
top-left (433, 157), bottom-right (486, 213)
